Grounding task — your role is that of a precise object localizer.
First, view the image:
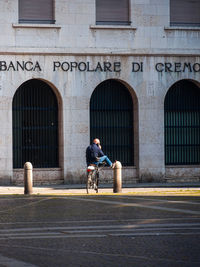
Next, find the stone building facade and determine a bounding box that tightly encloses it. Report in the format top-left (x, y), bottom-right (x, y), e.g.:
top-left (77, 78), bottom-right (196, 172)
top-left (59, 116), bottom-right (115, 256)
top-left (0, 0), bottom-right (199, 185)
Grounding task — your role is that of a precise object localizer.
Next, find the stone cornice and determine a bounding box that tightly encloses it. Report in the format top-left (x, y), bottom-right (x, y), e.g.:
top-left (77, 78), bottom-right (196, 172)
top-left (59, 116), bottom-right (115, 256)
top-left (0, 48), bottom-right (199, 57)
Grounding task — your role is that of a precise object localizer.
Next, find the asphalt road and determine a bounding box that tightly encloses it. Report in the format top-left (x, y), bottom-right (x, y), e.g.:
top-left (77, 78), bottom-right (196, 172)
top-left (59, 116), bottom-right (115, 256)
top-left (0, 194), bottom-right (200, 267)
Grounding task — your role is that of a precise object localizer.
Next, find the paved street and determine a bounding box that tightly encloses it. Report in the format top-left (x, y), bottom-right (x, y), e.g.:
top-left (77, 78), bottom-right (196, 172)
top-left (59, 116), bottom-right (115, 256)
top-left (0, 194), bottom-right (200, 267)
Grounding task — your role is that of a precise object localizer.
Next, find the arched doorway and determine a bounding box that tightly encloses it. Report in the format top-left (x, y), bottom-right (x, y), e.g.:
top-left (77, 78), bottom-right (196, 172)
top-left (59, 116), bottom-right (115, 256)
top-left (12, 79), bottom-right (59, 168)
top-left (90, 79), bottom-right (134, 166)
top-left (164, 80), bottom-right (200, 165)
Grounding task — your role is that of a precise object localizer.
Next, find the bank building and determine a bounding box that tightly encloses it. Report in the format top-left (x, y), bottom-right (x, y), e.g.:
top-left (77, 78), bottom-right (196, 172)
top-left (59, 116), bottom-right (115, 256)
top-left (0, 0), bottom-right (199, 185)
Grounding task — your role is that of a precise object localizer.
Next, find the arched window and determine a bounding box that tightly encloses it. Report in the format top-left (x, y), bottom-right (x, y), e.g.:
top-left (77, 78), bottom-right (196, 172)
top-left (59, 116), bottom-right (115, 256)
top-left (90, 79), bottom-right (133, 166)
top-left (164, 80), bottom-right (200, 165)
top-left (13, 79), bottom-right (58, 168)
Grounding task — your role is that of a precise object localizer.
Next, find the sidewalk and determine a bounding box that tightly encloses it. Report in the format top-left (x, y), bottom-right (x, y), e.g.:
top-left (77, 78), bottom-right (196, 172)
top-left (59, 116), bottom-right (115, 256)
top-left (0, 182), bottom-right (200, 195)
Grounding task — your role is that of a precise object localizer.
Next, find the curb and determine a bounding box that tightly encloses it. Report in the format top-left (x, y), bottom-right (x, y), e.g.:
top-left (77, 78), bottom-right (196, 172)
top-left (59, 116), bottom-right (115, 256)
top-left (0, 185), bottom-right (200, 196)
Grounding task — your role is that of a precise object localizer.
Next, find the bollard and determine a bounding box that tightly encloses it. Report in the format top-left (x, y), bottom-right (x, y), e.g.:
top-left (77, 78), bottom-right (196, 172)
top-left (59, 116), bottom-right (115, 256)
top-left (24, 162), bottom-right (33, 195)
top-left (113, 161), bottom-right (122, 193)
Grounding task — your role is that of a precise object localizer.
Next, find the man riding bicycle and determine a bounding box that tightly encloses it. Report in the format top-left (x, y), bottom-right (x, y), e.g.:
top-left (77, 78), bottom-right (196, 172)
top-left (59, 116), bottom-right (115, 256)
top-left (86, 138), bottom-right (115, 168)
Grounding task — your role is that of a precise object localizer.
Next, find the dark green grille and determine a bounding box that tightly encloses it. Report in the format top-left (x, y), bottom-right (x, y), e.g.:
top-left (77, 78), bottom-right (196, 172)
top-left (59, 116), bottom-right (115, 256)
top-left (164, 80), bottom-right (200, 165)
top-left (90, 79), bottom-right (133, 166)
top-left (12, 79), bottom-right (58, 168)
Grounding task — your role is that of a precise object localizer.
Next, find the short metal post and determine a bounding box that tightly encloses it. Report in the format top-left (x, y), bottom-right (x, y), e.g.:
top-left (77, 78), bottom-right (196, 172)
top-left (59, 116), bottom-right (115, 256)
top-left (113, 161), bottom-right (122, 193)
top-left (24, 162), bottom-right (33, 195)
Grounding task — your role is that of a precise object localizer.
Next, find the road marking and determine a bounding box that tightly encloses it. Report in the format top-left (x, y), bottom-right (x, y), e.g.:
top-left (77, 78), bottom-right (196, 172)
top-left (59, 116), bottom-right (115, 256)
top-left (114, 195), bottom-right (200, 205)
top-left (0, 222), bottom-right (200, 240)
top-left (1, 222), bottom-right (200, 231)
top-left (0, 254), bottom-right (38, 267)
top-left (65, 196), bottom-right (200, 215)
top-left (0, 232), bottom-right (200, 240)
top-left (2, 226), bottom-right (200, 236)
top-left (0, 217), bottom-right (199, 225)
top-left (1, 195), bottom-right (200, 216)
top-left (0, 222), bottom-right (200, 233)
top-left (113, 232), bottom-right (200, 237)
top-left (0, 197), bottom-right (45, 201)
top-left (0, 197), bottom-right (53, 214)
top-left (0, 234), bottom-right (107, 240)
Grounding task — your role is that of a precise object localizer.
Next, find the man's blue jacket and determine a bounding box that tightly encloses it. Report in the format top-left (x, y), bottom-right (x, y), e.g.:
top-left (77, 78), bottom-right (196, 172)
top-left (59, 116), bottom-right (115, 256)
top-left (86, 143), bottom-right (104, 166)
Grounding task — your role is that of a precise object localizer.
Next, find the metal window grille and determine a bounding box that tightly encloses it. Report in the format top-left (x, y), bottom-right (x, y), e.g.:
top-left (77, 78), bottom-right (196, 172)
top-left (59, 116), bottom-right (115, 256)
top-left (164, 80), bottom-right (200, 165)
top-left (12, 79), bottom-right (58, 168)
top-left (90, 79), bottom-right (133, 166)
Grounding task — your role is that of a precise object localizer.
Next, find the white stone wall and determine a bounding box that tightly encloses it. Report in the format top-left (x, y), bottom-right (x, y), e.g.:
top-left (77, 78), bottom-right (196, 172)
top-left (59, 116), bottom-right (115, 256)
top-left (0, 0), bottom-right (199, 53)
top-left (0, 0), bottom-right (199, 184)
top-left (0, 55), bottom-right (199, 184)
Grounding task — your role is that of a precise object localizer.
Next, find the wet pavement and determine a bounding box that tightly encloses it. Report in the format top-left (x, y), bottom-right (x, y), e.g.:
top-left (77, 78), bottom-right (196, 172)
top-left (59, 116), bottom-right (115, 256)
top-left (0, 192), bottom-right (200, 266)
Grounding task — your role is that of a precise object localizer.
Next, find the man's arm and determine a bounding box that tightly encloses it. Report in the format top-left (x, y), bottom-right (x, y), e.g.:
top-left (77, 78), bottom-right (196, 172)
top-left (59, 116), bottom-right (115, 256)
top-left (98, 147), bottom-right (104, 157)
top-left (91, 144), bottom-right (104, 159)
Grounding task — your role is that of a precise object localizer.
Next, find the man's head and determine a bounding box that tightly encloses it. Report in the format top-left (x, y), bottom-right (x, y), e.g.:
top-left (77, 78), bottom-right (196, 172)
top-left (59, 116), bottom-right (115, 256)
top-left (93, 138), bottom-right (100, 145)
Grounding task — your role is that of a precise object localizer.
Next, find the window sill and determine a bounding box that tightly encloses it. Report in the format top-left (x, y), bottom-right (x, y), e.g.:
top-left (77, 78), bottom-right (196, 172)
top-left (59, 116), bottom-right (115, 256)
top-left (12, 23), bottom-right (61, 29)
top-left (164, 26), bottom-right (200, 31)
top-left (90, 25), bottom-right (136, 30)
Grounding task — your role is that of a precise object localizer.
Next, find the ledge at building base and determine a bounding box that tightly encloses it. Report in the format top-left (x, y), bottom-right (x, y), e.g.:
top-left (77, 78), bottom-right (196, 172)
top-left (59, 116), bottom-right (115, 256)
top-left (0, 182), bottom-right (199, 195)
top-left (4, 166), bottom-right (200, 186)
top-left (13, 168), bottom-right (63, 185)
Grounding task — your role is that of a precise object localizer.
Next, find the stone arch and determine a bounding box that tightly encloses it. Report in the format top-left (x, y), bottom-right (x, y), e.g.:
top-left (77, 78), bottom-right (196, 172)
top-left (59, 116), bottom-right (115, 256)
top-left (164, 79), bottom-right (200, 165)
top-left (90, 78), bottom-right (138, 167)
top-left (12, 78), bottom-right (63, 169)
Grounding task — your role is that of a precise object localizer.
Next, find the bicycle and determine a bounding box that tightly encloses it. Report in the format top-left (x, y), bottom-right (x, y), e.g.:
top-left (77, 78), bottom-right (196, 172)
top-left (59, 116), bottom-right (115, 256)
top-left (86, 162), bottom-right (106, 194)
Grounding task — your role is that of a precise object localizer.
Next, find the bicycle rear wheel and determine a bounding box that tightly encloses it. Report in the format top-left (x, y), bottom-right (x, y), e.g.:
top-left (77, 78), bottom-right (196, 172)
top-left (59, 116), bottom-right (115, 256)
top-left (86, 170), bottom-right (99, 194)
top-left (95, 171), bottom-right (99, 193)
top-left (86, 171), bottom-right (94, 194)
